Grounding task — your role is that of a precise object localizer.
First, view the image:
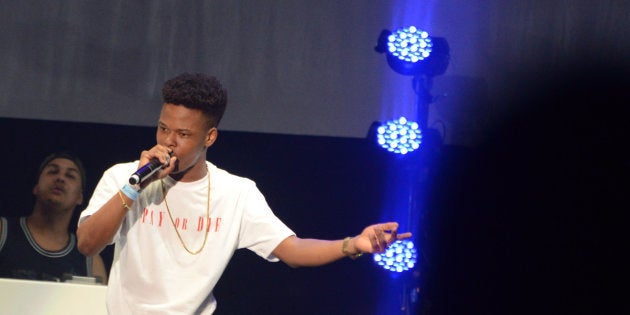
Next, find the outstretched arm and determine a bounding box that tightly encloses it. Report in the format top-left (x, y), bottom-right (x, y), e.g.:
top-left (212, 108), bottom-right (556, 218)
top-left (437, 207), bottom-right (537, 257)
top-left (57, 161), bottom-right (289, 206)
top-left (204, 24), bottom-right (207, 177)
top-left (272, 222), bottom-right (412, 268)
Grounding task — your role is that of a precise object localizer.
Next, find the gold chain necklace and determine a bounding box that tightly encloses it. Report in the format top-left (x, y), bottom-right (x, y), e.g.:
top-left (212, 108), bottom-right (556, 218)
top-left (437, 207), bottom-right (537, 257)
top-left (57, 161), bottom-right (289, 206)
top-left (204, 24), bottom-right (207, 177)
top-left (160, 165), bottom-right (210, 255)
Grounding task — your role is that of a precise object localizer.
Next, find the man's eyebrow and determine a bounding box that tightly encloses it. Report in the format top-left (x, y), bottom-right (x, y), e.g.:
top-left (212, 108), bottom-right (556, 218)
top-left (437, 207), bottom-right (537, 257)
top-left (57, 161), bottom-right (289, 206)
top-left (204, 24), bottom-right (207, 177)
top-left (45, 162), bottom-right (79, 173)
top-left (158, 122), bottom-right (192, 133)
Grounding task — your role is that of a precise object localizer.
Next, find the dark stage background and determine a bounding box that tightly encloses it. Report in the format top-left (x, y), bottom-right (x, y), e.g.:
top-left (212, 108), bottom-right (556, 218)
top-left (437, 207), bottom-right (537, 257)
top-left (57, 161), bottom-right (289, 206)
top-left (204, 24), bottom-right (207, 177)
top-left (1, 63), bottom-right (623, 314)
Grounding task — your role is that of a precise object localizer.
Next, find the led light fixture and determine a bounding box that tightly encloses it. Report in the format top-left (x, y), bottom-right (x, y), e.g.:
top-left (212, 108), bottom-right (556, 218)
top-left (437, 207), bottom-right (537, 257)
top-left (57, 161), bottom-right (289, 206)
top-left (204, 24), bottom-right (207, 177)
top-left (376, 117), bottom-right (422, 155)
top-left (375, 26), bottom-right (449, 77)
top-left (373, 239), bottom-right (418, 273)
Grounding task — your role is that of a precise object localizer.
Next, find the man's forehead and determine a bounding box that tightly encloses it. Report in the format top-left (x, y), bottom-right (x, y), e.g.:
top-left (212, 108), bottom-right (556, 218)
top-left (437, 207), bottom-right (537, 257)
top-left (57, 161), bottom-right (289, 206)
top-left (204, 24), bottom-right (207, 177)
top-left (159, 104), bottom-right (212, 129)
top-left (44, 158), bottom-right (80, 171)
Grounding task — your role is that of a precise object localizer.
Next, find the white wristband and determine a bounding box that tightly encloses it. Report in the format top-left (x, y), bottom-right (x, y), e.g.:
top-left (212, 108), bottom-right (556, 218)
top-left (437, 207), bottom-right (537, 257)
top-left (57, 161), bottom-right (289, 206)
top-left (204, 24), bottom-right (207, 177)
top-left (120, 184), bottom-right (141, 200)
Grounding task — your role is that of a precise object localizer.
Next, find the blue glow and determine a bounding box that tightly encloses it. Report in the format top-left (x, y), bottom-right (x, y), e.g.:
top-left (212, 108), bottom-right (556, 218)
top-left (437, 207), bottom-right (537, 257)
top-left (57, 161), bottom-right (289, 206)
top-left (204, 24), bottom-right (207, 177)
top-left (373, 239), bottom-right (417, 273)
top-left (377, 3), bottom-right (439, 314)
top-left (387, 26), bottom-right (432, 63)
top-left (376, 117), bottom-right (422, 155)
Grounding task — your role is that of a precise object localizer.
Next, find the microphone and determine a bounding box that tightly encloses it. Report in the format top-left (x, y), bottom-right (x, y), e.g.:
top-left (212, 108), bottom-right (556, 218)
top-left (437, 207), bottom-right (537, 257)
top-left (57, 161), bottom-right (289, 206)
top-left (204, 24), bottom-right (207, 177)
top-left (129, 154), bottom-right (171, 185)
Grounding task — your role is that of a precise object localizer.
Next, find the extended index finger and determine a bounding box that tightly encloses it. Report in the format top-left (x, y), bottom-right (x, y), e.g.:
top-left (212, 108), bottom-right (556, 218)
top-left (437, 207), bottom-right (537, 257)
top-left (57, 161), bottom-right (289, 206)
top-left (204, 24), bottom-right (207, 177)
top-left (378, 222), bottom-right (400, 232)
top-left (389, 228), bottom-right (398, 245)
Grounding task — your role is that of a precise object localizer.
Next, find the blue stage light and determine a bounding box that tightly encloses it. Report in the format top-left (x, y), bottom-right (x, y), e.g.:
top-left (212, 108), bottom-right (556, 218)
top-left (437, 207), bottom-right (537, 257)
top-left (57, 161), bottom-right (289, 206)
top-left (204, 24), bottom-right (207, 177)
top-left (375, 26), bottom-right (449, 77)
top-left (376, 117), bottom-right (422, 155)
top-left (387, 26), bottom-right (432, 63)
top-left (373, 239), bottom-right (417, 273)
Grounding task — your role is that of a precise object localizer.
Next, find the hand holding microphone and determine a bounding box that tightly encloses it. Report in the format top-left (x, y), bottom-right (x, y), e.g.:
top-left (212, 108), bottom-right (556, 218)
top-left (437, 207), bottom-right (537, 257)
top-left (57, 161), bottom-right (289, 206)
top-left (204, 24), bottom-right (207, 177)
top-left (129, 148), bottom-right (174, 185)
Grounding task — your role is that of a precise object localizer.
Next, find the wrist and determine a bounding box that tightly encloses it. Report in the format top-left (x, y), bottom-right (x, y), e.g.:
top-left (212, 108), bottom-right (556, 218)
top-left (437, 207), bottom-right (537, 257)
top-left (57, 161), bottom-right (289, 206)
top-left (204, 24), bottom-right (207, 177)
top-left (120, 183), bottom-right (141, 201)
top-left (342, 236), bottom-right (363, 259)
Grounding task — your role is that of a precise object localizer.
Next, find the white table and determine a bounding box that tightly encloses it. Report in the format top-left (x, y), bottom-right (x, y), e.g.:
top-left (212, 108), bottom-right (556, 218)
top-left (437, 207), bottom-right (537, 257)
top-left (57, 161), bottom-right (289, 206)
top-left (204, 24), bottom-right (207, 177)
top-left (0, 278), bottom-right (107, 315)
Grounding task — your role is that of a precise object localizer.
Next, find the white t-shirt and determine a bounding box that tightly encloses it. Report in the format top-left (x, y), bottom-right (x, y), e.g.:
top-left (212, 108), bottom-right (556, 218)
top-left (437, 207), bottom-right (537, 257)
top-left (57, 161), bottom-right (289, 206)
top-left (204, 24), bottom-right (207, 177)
top-left (79, 161), bottom-right (295, 314)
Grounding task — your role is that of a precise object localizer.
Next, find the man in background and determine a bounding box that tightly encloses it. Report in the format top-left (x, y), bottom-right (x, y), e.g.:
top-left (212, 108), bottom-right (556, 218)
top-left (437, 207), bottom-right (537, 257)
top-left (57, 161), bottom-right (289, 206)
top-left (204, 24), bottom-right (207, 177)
top-left (0, 151), bottom-right (107, 283)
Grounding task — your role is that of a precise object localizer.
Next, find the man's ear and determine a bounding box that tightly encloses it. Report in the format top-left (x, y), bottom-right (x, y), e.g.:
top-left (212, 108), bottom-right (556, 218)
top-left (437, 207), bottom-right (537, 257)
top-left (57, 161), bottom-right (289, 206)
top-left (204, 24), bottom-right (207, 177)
top-left (205, 128), bottom-right (218, 148)
top-left (76, 191), bottom-right (84, 206)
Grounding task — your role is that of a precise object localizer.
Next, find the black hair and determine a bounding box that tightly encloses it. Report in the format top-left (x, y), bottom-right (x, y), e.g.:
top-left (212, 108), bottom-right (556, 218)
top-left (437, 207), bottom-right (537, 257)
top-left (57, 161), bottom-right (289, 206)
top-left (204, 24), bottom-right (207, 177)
top-left (162, 73), bottom-right (228, 128)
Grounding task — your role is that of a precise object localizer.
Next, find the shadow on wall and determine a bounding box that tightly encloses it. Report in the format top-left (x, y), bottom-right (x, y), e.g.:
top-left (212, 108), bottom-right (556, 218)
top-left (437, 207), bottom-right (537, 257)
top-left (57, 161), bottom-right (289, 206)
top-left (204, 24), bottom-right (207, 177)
top-left (427, 61), bottom-right (627, 314)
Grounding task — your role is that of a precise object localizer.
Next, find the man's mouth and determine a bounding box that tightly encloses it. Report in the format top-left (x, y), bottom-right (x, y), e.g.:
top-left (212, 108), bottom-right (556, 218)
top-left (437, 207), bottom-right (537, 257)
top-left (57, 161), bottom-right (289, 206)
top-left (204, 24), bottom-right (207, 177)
top-left (51, 186), bottom-right (65, 194)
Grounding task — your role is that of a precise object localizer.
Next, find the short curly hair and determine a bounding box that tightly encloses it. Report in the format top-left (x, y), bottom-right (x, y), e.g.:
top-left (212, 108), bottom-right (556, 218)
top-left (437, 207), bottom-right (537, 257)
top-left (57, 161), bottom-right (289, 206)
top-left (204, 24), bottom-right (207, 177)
top-left (162, 73), bottom-right (228, 128)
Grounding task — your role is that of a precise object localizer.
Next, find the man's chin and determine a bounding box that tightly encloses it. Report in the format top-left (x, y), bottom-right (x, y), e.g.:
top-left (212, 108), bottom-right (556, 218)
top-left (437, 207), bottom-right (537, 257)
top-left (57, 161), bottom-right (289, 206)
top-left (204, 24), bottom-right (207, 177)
top-left (169, 161), bottom-right (181, 173)
top-left (167, 163), bottom-right (185, 178)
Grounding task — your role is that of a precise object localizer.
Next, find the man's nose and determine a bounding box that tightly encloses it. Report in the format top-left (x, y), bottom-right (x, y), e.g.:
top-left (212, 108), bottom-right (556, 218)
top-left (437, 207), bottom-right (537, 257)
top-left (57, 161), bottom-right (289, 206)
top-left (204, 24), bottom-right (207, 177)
top-left (164, 131), bottom-right (176, 147)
